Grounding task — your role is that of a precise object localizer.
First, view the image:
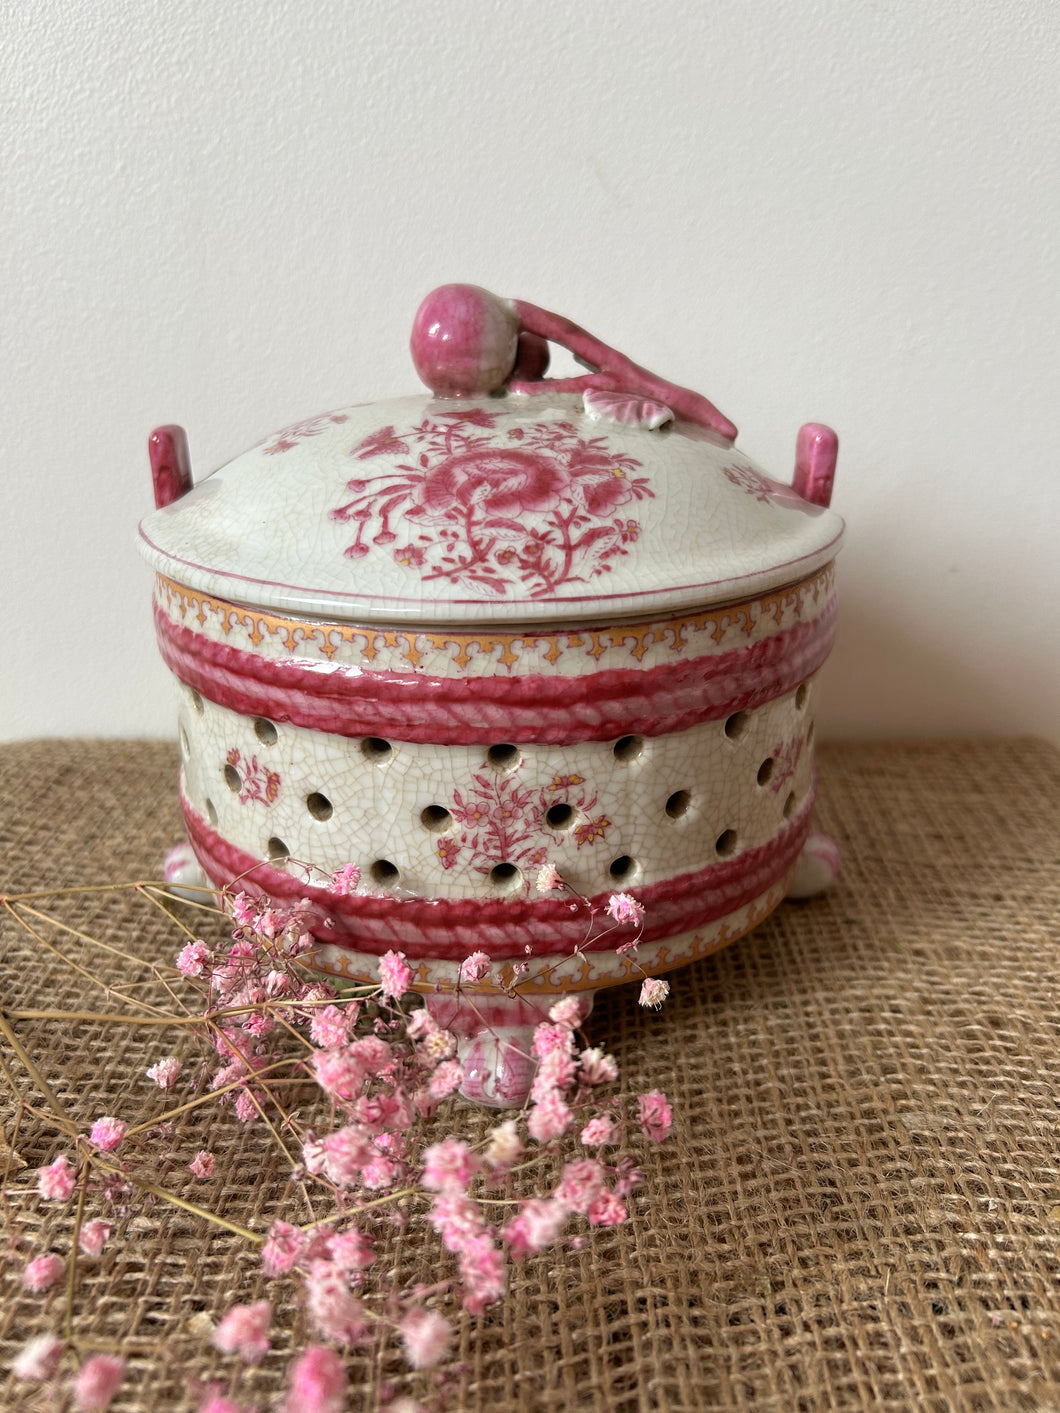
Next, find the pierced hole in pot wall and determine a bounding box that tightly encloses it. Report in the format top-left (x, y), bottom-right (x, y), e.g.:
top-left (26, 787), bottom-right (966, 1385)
top-left (179, 725), bottom-right (190, 760)
top-left (795, 682), bottom-right (809, 711)
top-left (255, 718), bottom-right (278, 745)
top-left (370, 859), bottom-right (400, 886)
top-left (488, 862), bottom-right (523, 893)
top-left (487, 743), bottom-right (520, 771)
top-left (189, 690), bottom-right (204, 716)
top-left (307, 792), bottom-right (333, 821)
top-left (715, 829), bottom-right (738, 857)
top-left (609, 855), bottom-right (638, 881)
top-left (545, 803), bottom-right (575, 831)
top-left (224, 763), bottom-right (241, 792)
top-left (807, 721), bottom-right (816, 746)
top-left (665, 790), bottom-right (691, 819)
top-left (361, 738), bottom-right (393, 763)
top-left (421, 805), bottom-right (452, 832)
top-left (783, 792), bottom-right (796, 820)
top-left (205, 798), bottom-right (218, 825)
top-left (267, 836), bottom-right (290, 862)
top-left (725, 712), bottom-right (749, 741)
top-left (613, 735), bottom-right (644, 762)
top-left (757, 758), bottom-right (775, 787)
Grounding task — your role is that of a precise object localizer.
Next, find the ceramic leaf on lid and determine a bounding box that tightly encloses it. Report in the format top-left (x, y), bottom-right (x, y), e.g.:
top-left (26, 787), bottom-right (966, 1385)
top-left (139, 284), bottom-right (843, 624)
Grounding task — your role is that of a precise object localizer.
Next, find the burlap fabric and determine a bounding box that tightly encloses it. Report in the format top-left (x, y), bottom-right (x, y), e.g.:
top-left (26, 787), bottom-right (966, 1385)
top-left (2, 738), bottom-right (1059, 1412)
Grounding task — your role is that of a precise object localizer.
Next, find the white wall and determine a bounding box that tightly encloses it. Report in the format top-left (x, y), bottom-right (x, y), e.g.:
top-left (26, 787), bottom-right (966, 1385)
top-left (3, 0), bottom-right (1058, 745)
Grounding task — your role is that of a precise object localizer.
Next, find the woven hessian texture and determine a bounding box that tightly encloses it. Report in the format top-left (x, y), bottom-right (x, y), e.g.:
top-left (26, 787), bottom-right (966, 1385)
top-left (2, 738), bottom-right (1060, 1412)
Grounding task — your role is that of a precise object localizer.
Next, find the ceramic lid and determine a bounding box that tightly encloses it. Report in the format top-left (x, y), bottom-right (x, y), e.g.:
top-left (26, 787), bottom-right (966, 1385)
top-left (139, 285), bottom-right (843, 626)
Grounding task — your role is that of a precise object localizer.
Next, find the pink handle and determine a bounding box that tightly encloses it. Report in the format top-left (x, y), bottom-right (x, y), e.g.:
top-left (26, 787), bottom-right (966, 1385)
top-left (409, 284), bottom-right (737, 440)
top-left (149, 425), bottom-right (193, 509)
top-left (792, 423), bottom-right (838, 508)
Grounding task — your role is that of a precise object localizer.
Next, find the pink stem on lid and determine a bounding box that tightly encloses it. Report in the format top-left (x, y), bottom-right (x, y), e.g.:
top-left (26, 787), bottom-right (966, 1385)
top-left (510, 298), bottom-right (738, 441)
top-left (792, 423), bottom-right (838, 508)
top-left (149, 425), bottom-right (193, 509)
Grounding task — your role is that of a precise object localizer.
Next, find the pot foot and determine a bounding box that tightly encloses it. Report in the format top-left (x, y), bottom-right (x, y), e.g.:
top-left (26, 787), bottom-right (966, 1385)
top-left (425, 990), bottom-right (595, 1108)
top-left (161, 841), bottom-right (210, 902)
top-left (785, 830), bottom-right (841, 899)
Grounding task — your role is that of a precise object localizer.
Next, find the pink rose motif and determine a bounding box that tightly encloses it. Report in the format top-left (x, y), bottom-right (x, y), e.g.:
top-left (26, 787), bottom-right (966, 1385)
top-left (415, 450), bottom-right (571, 523)
top-left (570, 465), bottom-right (638, 517)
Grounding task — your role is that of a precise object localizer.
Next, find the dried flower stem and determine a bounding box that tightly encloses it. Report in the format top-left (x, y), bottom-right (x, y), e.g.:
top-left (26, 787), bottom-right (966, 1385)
top-left (0, 1006), bottom-right (74, 1123)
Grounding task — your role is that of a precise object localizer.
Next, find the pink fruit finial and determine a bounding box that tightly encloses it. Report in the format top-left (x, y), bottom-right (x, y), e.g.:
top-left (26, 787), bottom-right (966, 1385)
top-left (410, 284), bottom-right (521, 397)
top-left (149, 425), bottom-right (193, 508)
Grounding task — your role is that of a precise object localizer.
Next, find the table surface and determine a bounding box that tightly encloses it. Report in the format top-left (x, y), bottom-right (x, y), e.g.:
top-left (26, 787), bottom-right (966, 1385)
top-left (1, 737), bottom-right (1059, 1412)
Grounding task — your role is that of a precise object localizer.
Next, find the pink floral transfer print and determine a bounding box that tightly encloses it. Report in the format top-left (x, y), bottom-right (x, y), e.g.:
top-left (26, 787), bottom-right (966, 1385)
top-left (723, 461), bottom-right (817, 514)
top-left (261, 411), bottom-right (349, 455)
top-left (445, 771), bottom-right (611, 878)
top-left (330, 411), bottom-right (653, 597)
top-left (767, 737), bottom-right (803, 793)
top-left (227, 748), bottom-right (280, 806)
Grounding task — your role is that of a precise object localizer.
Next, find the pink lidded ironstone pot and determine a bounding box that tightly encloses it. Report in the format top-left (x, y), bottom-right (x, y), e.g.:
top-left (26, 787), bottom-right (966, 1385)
top-left (139, 284), bottom-right (844, 1105)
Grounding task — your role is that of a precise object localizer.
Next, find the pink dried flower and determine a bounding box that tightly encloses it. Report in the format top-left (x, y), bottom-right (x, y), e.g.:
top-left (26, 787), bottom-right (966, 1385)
top-left (305, 1260), bottom-right (367, 1343)
top-left (361, 1156), bottom-right (398, 1190)
top-left (146, 1055), bottom-right (183, 1090)
top-left (548, 996), bottom-right (583, 1028)
top-left (580, 1047), bottom-right (619, 1086)
top-left (637, 1089), bottom-right (673, 1143)
top-left (213, 1300), bottom-right (271, 1364)
top-left (24, 1253), bottom-right (65, 1292)
top-left (283, 1345), bottom-right (346, 1413)
top-left (459, 950), bottom-right (492, 983)
top-left (421, 1137), bottom-right (482, 1194)
top-left (400, 1307), bottom-right (451, 1370)
top-left (329, 863), bottom-right (361, 895)
top-left (485, 1118), bottom-right (523, 1169)
top-left (405, 1008), bottom-right (437, 1042)
top-left (588, 1190), bottom-right (628, 1226)
top-left (309, 1004), bottom-right (350, 1049)
top-left (555, 1158), bottom-right (606, 1214)
top-left (310, 1045), bottom-right (365, 1101)
top-left (531, 1022), bottom-right (574, 1060)
top-left (458, 1232), bottom-right (505, 1314)
top-left (326, 1227), bottom-right (374, 1273)
top-left (11, 1332), bottom-right (64, 1380)
top-left (321, 1124), bottom-right (374, 1186)
top-left (74, 1353), bottom-right (125, 1410)
top-left (419, 1026), bottom-right (457, 1064)
top-left (176, 939), bottom-right (211, 976)
top-left (378, 949), bottom-right (413, 999)
top-left (233, 1089), bottom-right (260, 1124)
top-left (229, 892), bottom-right (257, 927)
top-left (527, 1089), bottom-right (572, 1142)
top-left (503, 1197), bottom-right (569, 1258)
top-left (78, 1219), bottom-right (112, 1257)
top-left (261, 1219), bottom-right (308, 1277)
top-left (189, 1150), bottom-right (217, 1180)
top-left (530, 1048), bottom-right (576, 1102)
top-left (606, 892), bottom-right (644, 927)
top-left (89, 1116), bottom-right (127, 1152)
top-left (535, 863), bottom-right (563, 892)
top-left (350, 1035), bottom-right (393, 1074)
top-left (37, 1154), bottom-right (76, 1201)
top-left (579, 1114), bottom-right (619, 1147)
top-left (427, 1059), bottom-right (464, 1099)
top-left (638, 977), bottom-right (670, 1008)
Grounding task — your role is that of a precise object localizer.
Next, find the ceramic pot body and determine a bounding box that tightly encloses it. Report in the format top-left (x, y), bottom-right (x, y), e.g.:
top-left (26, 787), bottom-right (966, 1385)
top-left (141, 349), bottom-right (843, 1104)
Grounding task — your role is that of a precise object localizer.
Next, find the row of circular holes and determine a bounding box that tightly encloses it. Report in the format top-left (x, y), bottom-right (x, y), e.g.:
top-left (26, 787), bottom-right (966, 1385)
top-left (193, 685), bottom-right (811, 890)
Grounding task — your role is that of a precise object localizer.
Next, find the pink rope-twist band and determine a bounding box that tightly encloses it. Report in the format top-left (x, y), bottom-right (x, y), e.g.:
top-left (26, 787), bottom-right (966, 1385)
top-left (155, 599), bottom-right (836, 746)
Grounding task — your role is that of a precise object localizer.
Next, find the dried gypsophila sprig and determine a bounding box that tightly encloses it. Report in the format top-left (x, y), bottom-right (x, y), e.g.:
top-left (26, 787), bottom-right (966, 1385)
top-left (3, 868), bottom-right (672, 1412)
